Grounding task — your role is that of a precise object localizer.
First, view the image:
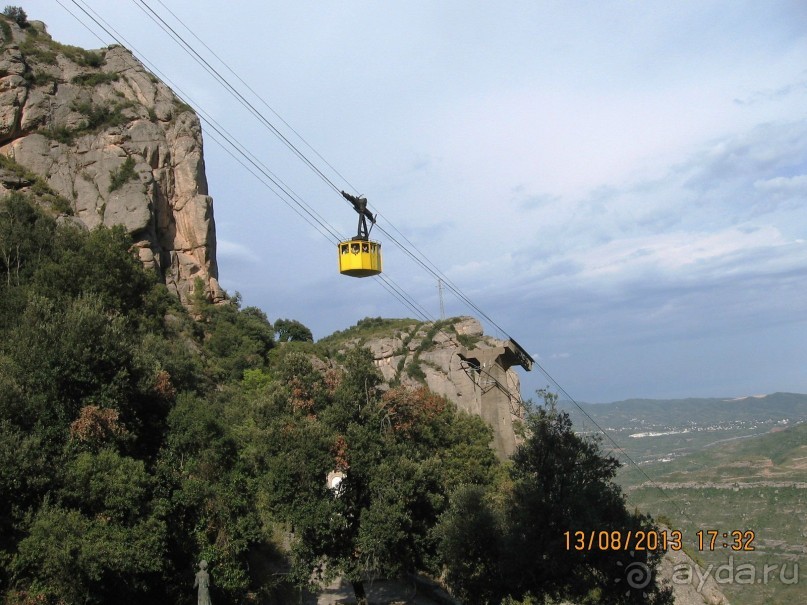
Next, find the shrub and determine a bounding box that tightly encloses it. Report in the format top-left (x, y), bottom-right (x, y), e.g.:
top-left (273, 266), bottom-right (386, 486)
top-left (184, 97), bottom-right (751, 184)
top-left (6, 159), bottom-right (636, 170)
top-left (3, 6), bottom-right (27, 27)
top-left (0, 156), bottom-right (73, 215)
top-left (173, 99), bottom-right (193, 114)
top-left (406, 360), bottom-right (426, 383)
top-left (42, 125), bottom-right (74, 145)
top-left (457, 332), bottom-right (481, 348)
top-left (18, 38), bottom-right (57, 65)
top-left (42, 100), bottom-right (133, 145)
top-left (71, 72), bottom-right (118, 87)
top-left (0, 19), bottom-right (11, 43)
top-left (74, 100), bottom-right (129, 131)
top-left (28, 71), bottom-right (59, 87)
top-left (59, 43), bottom-right (104, 67)
top-left (108, 156), bottom-right (136, 192)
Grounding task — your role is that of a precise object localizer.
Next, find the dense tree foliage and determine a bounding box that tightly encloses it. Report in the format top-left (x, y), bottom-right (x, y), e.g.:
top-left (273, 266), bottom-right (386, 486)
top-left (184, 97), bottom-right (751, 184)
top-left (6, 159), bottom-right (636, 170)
top-left (0, 194), bottom-right (672, 604)
top-left (0, 196), bottom-right (281, 604)
top-left (436, 391), bottom-right (674, 605)
top-left (254, 350), bottom-right (497, 603)
top-left (273, 317), bottom-right (314, 342)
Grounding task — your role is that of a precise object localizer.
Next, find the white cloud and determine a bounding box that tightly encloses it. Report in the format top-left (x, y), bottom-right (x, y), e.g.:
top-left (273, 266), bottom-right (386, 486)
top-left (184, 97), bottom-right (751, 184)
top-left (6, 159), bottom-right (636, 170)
top-left (27, 0), bottom-right (807, 400)
top-left (216, 239), bottom-right (259, 263)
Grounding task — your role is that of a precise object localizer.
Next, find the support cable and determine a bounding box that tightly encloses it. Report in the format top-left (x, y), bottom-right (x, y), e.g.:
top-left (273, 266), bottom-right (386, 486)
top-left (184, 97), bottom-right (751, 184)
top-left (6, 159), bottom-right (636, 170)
top-left (121, 0), bottom-right (517, 342)
top-left (60, 0), bottom-right (686, 520)
top-left (67, 0), bottom-right (344, 244)
top-left (150, 0), bottom-right (361, 195)
top-left (131, 0), bottom-right (345, 197)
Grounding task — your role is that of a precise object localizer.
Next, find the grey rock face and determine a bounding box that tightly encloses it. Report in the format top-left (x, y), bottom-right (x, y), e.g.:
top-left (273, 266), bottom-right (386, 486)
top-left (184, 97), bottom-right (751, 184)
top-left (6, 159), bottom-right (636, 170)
top-left (358, 316), bottom-right (526, 459)
top-left (0, 22), bottom-right (224, 304)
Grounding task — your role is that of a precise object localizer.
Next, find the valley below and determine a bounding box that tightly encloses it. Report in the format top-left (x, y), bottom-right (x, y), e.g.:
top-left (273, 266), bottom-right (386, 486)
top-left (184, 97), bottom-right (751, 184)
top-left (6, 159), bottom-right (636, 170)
top-left (561, 393), bottom-right (807, 605)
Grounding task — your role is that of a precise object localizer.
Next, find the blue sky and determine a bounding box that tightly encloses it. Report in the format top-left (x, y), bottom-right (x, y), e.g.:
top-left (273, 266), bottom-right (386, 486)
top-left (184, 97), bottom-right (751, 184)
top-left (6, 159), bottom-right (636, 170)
top-left (27, 1), bottom-right (807, 402)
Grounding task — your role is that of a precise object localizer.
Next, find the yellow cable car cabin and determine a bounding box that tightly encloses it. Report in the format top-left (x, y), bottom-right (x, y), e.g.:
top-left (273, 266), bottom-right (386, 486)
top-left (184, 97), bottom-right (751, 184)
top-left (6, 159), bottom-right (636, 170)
top-left (338, 239), bottom-right (382, 277)
top-left (338, 190), bottom-right (383, 277)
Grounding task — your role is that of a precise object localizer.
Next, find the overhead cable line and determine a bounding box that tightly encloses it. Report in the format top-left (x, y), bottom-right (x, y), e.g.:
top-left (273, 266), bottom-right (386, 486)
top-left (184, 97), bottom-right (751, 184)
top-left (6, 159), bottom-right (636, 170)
top-left (376, 274), bottom-right (433, 323)
top-left (66, 0), bottom-right (345, 245)
top-left (54, 0), bottom-right (107, 43)
top-left (59, 1), bottom-right (534, 398)
top-left (64, 0), bottom-right (448, 329)
top-left (131, 0), bottom-right (345, 198)
top-left (66, 0), bottom-right (347, 252)
top-left (374, 223), bottom-right (513, 340)
top-left (529, 362), bottom-right (680, 510)
top-left (68, 0), bottom-right (633, 449)
top-left (150, 0), bottom-right (361, 196)
top-left (130, 0), bottom-right (525, 345)
top-left (60, 0), bottom-right (685, 520)
top-left (64, 0), bottom-right (462, 336)
top-left (85, 0), bottom-right (510, 346)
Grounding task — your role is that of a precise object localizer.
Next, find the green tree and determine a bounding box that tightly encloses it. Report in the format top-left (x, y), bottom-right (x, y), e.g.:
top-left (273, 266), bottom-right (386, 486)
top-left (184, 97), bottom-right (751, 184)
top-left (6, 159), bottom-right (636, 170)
top-left (11, 502), bottom-right (165, 605)
top-left (31, 223), bottom-right (155, 315)
top-left (192, 290), bottom-right (275, 382)
top-left (155, 391), bottom-right (266, 603)
top-left (273, 318), bottom-right (313, 342)
top-left (0, 193), bottom-right (55, 290)
top-left (436, 390), bottom-right (673, 604)
top-left (435, 484), bottom-right (504, 605)
top-left (0, 194), bottom-right (281, 604)
top-left (251, 348), bottom-right (498, 604)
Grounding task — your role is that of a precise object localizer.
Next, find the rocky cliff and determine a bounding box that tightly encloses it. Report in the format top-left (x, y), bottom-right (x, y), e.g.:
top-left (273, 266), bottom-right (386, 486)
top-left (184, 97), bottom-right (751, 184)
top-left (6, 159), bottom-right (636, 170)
top-left (0, 17), bottom-right (223, 304)
top-left (323, 316), bottom-right (529, 458)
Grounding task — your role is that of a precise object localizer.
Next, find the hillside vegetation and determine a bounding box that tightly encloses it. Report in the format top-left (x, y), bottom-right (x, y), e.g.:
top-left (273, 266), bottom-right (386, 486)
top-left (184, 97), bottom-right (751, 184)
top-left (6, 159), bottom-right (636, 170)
top-left (0, 193), bottom-right (673, 604)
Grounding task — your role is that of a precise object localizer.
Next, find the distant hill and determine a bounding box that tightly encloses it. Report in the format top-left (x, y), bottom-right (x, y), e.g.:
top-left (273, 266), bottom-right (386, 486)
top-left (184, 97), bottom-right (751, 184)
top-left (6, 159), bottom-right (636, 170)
top-left (561, 392), bottom-right (807, 428)
top-left (558, 392), bottom-right (807, 465)
top-left (631, 420), bottom-right (807, 486)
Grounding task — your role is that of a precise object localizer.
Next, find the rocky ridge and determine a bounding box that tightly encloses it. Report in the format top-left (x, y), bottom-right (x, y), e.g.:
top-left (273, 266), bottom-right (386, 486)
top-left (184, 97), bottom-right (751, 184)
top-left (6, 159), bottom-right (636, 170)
top-left (0, 17), bottom-right (223, 303)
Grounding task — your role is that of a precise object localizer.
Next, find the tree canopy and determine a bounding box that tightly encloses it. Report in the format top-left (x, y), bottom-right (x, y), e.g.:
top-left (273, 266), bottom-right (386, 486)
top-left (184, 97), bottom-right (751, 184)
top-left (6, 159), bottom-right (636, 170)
top-left (0, 194), bottom-right (672, 605)
top-left (436, 391), bottom-right (673, 605)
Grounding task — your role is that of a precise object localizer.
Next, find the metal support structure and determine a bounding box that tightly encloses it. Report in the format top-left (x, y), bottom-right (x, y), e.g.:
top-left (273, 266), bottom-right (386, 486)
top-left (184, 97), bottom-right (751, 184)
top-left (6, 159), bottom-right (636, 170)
top-left (341, 191), bottom-right (376, 240)
top-left (459, 359), bottom-right (525, 419)
top-left (438, 278), bottom-right (445, 320)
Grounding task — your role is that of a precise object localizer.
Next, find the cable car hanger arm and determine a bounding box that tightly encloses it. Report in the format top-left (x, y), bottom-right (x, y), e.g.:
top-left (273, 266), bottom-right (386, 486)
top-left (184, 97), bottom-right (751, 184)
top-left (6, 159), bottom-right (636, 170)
top-left (341, 190), bottom-right (376, 240)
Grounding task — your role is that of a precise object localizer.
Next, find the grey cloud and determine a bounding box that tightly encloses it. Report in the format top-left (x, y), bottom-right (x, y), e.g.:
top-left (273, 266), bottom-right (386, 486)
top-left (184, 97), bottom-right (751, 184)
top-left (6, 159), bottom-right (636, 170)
top-left (681, 120), bottom-right (807, 197)
top-left (733, 74), bottom-right (807, 106)
top-left (517, 192), bottom-right (561, 211)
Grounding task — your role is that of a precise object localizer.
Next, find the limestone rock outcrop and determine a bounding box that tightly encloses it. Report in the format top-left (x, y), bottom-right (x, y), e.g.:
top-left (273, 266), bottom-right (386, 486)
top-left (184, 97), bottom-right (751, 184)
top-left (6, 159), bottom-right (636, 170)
top-left (338, 317), bottom-right (529, 458)
top-left (0, 18), bottom-right (224, 304)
